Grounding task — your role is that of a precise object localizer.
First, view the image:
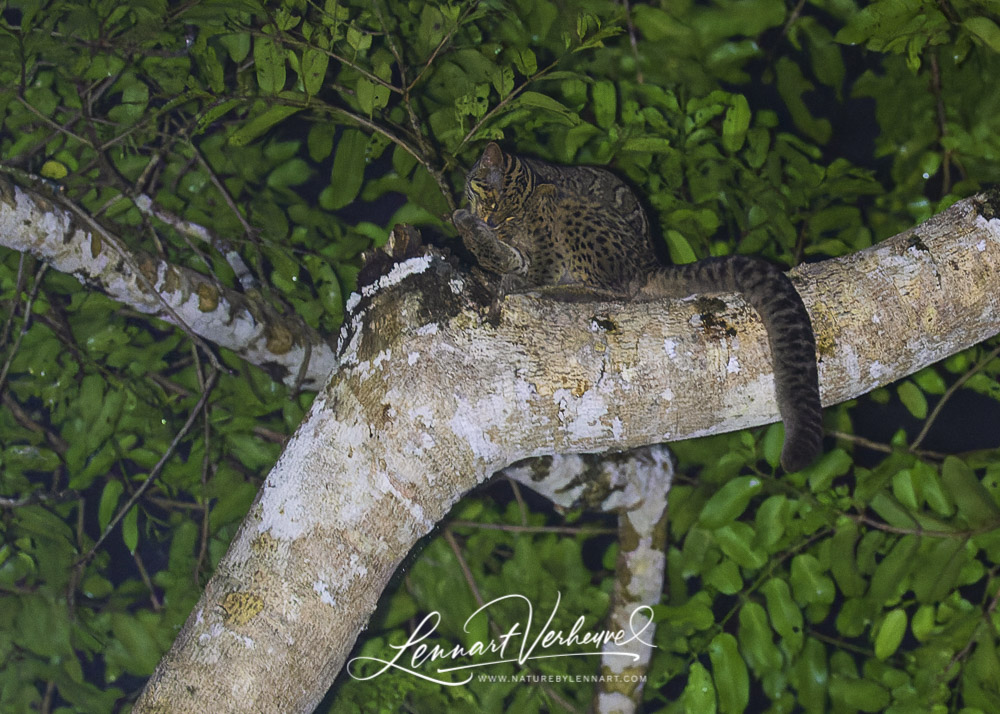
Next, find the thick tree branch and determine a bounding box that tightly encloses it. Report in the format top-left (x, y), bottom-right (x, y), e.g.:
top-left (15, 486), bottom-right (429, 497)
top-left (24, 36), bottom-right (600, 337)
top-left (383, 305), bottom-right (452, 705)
top-left (0, 178), bottom-right (336, 389)
top-left (134, 190), bottom-right (1000, 712)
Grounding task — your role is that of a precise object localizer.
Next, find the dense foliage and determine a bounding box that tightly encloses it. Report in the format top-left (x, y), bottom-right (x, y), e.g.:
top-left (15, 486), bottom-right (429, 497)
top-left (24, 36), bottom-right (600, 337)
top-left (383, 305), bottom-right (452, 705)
top-left (1, 0), bottom-right (999, 712)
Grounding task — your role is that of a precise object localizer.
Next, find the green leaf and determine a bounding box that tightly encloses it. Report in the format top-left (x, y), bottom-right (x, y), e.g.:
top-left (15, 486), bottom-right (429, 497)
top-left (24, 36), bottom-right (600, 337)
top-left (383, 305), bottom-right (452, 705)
top-left (704, 559), bottom-right (743, 593)
top-left (307, 122), bottom-right (335, 162)
top-left (208, 480), bottom-right (258, 530)
top-left (267, 158), bottom-right (311, 189)
top-left (829, 675), bottom-right (889, 712)
top-left (15, 594), bottom-right (73, 657)
top-left (762, 421), bottom-right (784, 466)
top-left (356, 76), bottom-right (391, 116)
top-left (754, 495), bottom-right (789, 551)
top-left (229, 106), bottom-right (302, 147)
top-left (968, 634), bottom-right (1000, 698)
top-left (220, 32), bottom-right (251, 63)
top-left (110, 613), bottom-right (162, 675)
top-left (514, 91), bottom-right (578, 124)
top-left (738, 601), bottom-right (783, 674)
top-left (510, 47), bottom-right (537, 75)
top-left (486, 65), bottom-right (512, 101)
top-left (963, 16), bottom-right (1000, 52)
top-left (873, 608), bottom-right (907, 659)
top-left (274, 7), bottom-right (300, 31)
top-left (714, 522), bottom-right (767, 569)
top-left (665, 229), bottom-right (697, 264)
top-left (829, 523), bottom-right (867, 597)
top-left (681, 662), bottom-right (716, 713)
top-left (699, 476), bottom-right (763, 528)
top-left (775, 56), bottom-right (832, 144)
top-left (40, 160), bottom-right (68, 179)
top-left (790, 553), bottom-right (835, 605)
top-left (807, 448), bottom-right (852, 491)
top-left (80, 573), bottom-right (114, 599)
top-left (655, 591), bottom-right (715, 633)
top-left (254, 36), bottom-right (286, 93)
top-left (346, 24), bottom-right (372, 51)
top-left (790, 638), bottom-right (828, 712)
top-left (807, 23), bottom-right (845, 94)
top-left (867, 534), bottom-right (919, 606)
top-left (891, 468), bottom-right (919, 509)
top-left (762, 577), bottom-right (804, 653)
top-left (708, 632), bottom-right (749, 714)
top-left (98, 480), bottom-right (124, 533)
top-left (592, 80), bottom-right (616, 129)
top-left (912, 366), bottom-right (946, 394)
top-left (722, 94), bottom-right (750, 152)
top-left (622, 136), bottom-right (672, 153)
top-left (195, 98), bottom-right (242, 135)
top-left (912, 537), bottom-right (965, 603)
top-left (941, 456), bottom-right (1000, 528)
top-left (301, 48), bottom-right (329, 96)
top-left (912, 461), bottom-right (953, 516)
top-left (2, 445), bottom-right (61, 473)
top-left (322, 128), bottom-right (368, 210)
top-left (122, 505), bottom-right (138, 554)
top-left (897, 380), bottom-right (927, 418)
top-left (835, 0), bottom-right (923, 48)
top-left (911, 604), bottom-right (936, 641)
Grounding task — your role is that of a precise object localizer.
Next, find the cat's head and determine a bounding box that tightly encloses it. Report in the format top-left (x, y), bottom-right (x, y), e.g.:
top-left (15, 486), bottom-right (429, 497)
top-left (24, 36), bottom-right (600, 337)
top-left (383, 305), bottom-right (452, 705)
top-left (464, 143), bottom-right (524, 225)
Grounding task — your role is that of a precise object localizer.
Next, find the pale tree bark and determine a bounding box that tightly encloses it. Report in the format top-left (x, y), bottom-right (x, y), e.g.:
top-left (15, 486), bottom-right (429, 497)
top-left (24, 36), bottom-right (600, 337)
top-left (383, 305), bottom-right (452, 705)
top-left (0, 177), bottom-right (337, 389)
top-left (122, 190), bottom-right (999, 712)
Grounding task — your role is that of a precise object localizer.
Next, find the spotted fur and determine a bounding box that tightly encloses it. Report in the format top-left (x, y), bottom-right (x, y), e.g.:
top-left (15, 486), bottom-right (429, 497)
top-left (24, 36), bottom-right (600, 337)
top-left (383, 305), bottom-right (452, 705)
top-left (454, 143), bottom-right (823, 471)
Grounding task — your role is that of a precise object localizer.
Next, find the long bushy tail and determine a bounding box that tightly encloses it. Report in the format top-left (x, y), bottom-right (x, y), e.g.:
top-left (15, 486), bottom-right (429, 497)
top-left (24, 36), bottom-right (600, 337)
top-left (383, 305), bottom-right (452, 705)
top-left (639, 256), bottom-right (822, 471)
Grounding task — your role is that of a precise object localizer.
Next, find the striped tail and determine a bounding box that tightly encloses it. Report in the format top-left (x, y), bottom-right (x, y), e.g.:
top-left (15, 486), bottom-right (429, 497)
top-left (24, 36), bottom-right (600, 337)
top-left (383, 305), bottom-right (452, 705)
top-left (640, 256), bottom-right (822, 471)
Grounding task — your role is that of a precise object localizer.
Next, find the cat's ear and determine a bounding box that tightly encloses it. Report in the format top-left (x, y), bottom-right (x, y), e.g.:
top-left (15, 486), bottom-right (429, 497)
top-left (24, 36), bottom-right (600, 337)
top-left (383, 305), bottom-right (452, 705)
top-left (476, 143), bottom-right (506, 194)
top-left (481, 142), bottom-right (504, 168)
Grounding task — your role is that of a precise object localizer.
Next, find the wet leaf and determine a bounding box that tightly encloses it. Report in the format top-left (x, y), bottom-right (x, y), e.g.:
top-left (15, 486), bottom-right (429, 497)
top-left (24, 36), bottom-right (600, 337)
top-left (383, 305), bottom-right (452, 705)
top-left (709, 632), bottom-right (749, 713)
top-left (699, 476), bottom-right (763, 528)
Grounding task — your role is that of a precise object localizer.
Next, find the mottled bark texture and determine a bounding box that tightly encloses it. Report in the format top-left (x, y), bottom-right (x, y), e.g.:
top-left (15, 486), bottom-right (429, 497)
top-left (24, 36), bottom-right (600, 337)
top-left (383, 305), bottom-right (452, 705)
top-left (0, 178), bottom-right (336, 389)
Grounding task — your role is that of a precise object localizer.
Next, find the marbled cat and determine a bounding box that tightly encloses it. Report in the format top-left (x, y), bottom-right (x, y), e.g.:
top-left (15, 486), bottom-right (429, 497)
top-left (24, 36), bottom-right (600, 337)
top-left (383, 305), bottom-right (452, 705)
top-left (453, 143), bottom-right (823, 471)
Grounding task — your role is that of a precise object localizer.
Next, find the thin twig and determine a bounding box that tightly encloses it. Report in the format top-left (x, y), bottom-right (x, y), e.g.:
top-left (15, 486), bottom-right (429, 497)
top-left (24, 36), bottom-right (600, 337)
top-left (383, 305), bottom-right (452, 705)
top-left (944, 579), bottom-right (1000, 677)
top-left (781, 0), bottom-right (808, 37)
top-left (848, 512), bottom-right (994, 539)
top-left (0, 251), bottom-right (27, 347)
top-left (448, 519), bottom-right (615, 536)
top-left (929, 52), bottom-right (952, 196)
top-left (133, 550), bottom-right (163, 610)
top-left (406, 2), bottom-right (475, 94)
top-left (0, 489), bottom-right (77, 509)
top-left (0, 263), bottom-right (48, 394)
top-left (193, 341), bottom-right (212, 582)
top-left (440, 526), bottom-right (585, 712)
top-left (82, 369), bottom-right (218, 560)
top-left (620, 0), bottom-right (644, 83)
top-left (1, 391), bottom-right (69, 454)
top-left (910, 341), bottom-right (1000, 451)
top-left (828, 429), bottom-right (948, 461)
top-left (15, 96), bottom-right (95, 149)
top-left (456, 59), bottom-right (561, 155)
top-left (56, 195), bottom-right (225, 374)
top-left (249, 25), bottom-right (402, 96)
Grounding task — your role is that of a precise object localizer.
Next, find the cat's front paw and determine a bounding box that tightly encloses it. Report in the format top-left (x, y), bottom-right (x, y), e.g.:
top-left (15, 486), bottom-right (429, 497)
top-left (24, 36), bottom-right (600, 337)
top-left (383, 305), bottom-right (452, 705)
top-left (452, 208), bottom-right (482, 233)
